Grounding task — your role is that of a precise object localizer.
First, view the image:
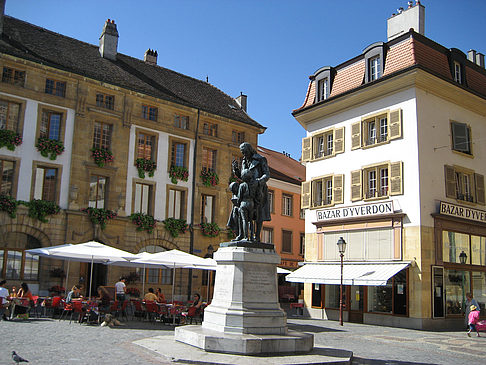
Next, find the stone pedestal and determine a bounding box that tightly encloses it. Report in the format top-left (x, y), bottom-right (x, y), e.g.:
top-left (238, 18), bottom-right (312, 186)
top-left (175, 242), bottom-right (314, 355)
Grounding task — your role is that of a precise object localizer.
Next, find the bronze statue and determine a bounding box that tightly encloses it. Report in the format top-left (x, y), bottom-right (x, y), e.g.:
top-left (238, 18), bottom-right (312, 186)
top-left (228, 142), bottom-right (271, 242)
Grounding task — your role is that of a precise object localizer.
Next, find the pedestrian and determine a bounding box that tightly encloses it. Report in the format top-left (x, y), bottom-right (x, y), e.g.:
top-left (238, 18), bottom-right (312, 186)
top-left (465, 292), bottom-right (480, 328)
top-left (0, 279), bottom-right (9, 320)
top-left (467, 304), bottom-right (480, 337)
top-left (115, 277), bottom-right (126, 302)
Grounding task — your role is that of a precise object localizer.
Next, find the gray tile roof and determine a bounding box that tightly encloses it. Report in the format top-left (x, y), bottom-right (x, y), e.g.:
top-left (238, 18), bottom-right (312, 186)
top-left (0, 16), bottom-right (264, 129)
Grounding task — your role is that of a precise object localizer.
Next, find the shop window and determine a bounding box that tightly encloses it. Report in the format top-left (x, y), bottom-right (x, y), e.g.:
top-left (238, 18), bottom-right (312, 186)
top-left (472, 271), bottom-right (486, 316)
top-left (471, 236), bottom-right (486, 266)
top-left (202, 122), bottom-right (218, 137)
top-left (167, 188), bottom-right (186, 219)
top-left (433, 266), bottom-right (445, 318)
top-left (2, 67), bottom-right (25, 87)
top-left (451, 121), bottom-right (471, 155)
top-left (324, 285), bottom-right (340, 309)
top-left (0, 159), bottom-right (15, 195)
top-left (368, 269), bottom-right (407, 315)
top-left (174, 114), bottom-right (189, 130)
top-left (201, 194), bottom-right (214, 223)
top-left (142, 105), bottom-right (158, 121)
top-left (232, 130), bottom-right (245, 144)
top-left (93, 121), bottom-right (112, 150)
top-left (282, 230), bottom-right (292, 253)
top-left (444, 165), bottom-right (484, 204)
top-left (442, 231), bottom-right (470, 264)
top-left (301, 127), bottom-right (344, 162)
top-left (0, 99), bottom-right (21, 131)
top-left (282, 194), bottom-right (293, 216)
top-left (33, 166), bottom-right (58, 202)
top-left (444, 269), bottom-right (470, 316)
top-left (202, 147), bottom-right (217, 173)
top-left (96, 93), bottom-right (114, 110)
top-left (311, 283), bottom-right (324, 308)
top-left (89, 175), bottom-right (108, 209)
top-left (45, 78), bottom-right (66, 97)
top-left (262, 227), bottom-right (273, 244)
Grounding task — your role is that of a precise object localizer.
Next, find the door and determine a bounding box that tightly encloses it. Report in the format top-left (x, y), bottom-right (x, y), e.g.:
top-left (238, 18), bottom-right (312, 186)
top-left (87, 263), bottom-right (107, 297)
top-left (348, 285), bottom-right (364, 323)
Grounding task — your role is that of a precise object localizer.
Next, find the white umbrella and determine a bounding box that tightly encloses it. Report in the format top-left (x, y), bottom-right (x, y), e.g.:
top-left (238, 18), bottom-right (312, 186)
top-left (48, 241), bottom-right (138, 298)
top-left (277, 267), bottom-right (292, 274)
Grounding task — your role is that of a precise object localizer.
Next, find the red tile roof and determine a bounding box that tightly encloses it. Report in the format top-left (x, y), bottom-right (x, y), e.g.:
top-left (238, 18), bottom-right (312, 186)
top-left (329, 59), bottom-right (365, 98)
top-left (257, 146), bottom-right (305, 185)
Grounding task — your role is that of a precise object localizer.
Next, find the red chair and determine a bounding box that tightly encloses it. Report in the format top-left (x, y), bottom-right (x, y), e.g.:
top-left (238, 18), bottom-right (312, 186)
top-left (69, 300), bottom-right (86, 324)
top-left (59, 301), bottom-right (73, 321)
top-left (131, 300), bottom-right (144, 321)
top-left (47, 296), bottom-right (63, 318)
top-left (144, 301), bottom-right (160, 322)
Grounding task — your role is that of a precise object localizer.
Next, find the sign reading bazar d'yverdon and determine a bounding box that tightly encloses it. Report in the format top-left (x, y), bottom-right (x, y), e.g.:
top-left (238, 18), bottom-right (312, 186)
top-left (316, 201), bottom-right (394, 221)
top-left (440, 201), bottom-right (486, 223)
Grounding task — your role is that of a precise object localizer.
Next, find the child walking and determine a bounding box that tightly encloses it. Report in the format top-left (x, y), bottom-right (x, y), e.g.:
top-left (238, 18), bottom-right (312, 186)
top-left (467, 304), bottom-right (480, 337)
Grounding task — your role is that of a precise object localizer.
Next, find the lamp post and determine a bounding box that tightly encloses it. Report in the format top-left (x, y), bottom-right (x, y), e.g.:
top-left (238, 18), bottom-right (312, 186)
top-left (459, 250), bottom-right (467, 314)
top-left (204, 245), bottom-right (215, 302)
top-left (337, 237), bottom-right (347, 326)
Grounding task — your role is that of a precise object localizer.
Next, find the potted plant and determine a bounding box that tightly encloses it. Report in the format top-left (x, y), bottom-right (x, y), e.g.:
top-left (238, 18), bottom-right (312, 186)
top-left (0, 194), bottom-right (20, 218)
top-left (90, 147), bottom-right (114, 167)
top-left (0, 129), bottom-right (22, 151)
top-left (200, 169), bottom-right (219, 187)
top-left (162, 217), bottom-right (189, 238)
top-left (81, 207), bottom-right (117, 230)
top-left (199, 222), bottom-right (221, 237)
top-left (23, 199), bottom-right (61, 223)
top-left (169, 165), bottom-right (189, 184)
top-left (126, 287), bottom-right (141, 298)
top-left (135, 158), bottom-right (157, 178)
top-left (36, 137), bottom-right (65, 160)
top-left (129, 212), bottom-right (156, 233)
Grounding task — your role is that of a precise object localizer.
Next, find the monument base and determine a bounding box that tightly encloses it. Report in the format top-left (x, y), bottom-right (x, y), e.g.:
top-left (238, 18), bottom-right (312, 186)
top-left (175, 325), bottom-right (314, 355)
top-left (174, 243), bottom-right (314, 354)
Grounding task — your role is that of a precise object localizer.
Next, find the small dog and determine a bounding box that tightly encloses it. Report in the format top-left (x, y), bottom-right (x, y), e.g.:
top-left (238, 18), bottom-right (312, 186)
top-left (100, 313), bottom-right (122, 327)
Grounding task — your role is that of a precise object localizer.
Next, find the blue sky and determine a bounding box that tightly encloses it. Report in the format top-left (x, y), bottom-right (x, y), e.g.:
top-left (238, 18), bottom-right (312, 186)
top-left (6, 0), bottom-right (486, 160)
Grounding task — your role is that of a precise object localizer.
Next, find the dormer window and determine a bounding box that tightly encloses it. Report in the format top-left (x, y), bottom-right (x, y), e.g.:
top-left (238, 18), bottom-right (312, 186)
top-left (363, 42), bottom-right (385, 83)
top-left (317, 78), bottom-right (329, 101)
top-left (313, 66), bottom-right (333, 103)
top-left (453, 61), bottom-right (462, 83)
top-left (369, 56), bottom-right (381, 81)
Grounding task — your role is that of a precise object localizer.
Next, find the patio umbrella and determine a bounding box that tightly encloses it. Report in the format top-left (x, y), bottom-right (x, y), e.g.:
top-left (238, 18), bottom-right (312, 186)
top-left (26, 244), bottom-right (74, 296)
top-left (277, 267), bottom-right (292, 274)
top-left (47, 241), bottom-right (138, 298)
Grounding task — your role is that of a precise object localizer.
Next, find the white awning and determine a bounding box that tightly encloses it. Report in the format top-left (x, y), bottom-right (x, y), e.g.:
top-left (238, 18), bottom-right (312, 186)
top-left (286, 261), bottom-right (411, 286)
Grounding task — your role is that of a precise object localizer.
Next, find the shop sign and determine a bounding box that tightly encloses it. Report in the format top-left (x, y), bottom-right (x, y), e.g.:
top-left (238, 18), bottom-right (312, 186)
top-left (316, 201), bottom-right (394, 221)
top-left (439, 201), bottom-right (486, 223)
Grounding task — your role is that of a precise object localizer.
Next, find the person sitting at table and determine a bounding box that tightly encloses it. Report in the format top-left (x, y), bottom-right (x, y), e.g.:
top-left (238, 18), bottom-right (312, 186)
top-left (96, 286), bottom-right (111, 312)
top-left (144, 288), bottom-right (158, 302)
top-left (156, 288), bottom-right (166, 303)
top-left (10, 286), bottom-right (17, 298)
top-left (190, 293), bottom-right (203, 310)
top-left (65, 285), bottom-right (83, 304)
top-left (14, 282), bottom-right (34, 317)
top-left (0, 279), bottom-right (9, 321)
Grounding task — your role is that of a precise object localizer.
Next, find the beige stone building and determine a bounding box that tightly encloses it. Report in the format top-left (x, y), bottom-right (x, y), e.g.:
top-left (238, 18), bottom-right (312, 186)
top-left (289, 3), bottom-right (486, 329)
top-left (0, 9), bottom-right (264, 300)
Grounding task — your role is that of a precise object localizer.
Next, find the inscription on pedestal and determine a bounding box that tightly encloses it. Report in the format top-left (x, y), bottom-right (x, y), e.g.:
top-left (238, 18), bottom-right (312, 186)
top-left (244, 267), bottom-right (275, 298)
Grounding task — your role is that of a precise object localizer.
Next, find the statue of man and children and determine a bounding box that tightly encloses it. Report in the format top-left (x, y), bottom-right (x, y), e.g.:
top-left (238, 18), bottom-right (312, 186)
top-left (227, 142), bottom-right (271, 243)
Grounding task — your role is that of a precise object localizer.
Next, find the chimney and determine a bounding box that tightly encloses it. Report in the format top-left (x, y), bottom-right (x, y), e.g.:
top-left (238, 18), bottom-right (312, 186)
top-left (99, 19), bottom-right (119, 61)
top-left (144, 49), bottom-right (158, 65)
top-left (0, 0), bottom-right (6, 37)
top-left (387, 1), bottom-right (425, 41)
top-left (477, 53), bottom-right (485, 68)
top-left (235, 93), bottom-right (247, 112)
top-left (468, 50), bottom-right (477, 63)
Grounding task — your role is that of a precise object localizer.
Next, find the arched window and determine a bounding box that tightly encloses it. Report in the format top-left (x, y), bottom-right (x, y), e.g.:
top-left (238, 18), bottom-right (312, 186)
top-left (138, 245), bottom-right (172, 285)
top-left (0, 233), bottom-right (41, 280)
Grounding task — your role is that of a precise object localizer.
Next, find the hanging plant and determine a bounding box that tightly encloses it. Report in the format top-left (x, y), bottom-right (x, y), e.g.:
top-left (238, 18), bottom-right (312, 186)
top-left (135, 158), bottom-right (157, 178)
top-left (162, 217), bottom-right (188, 238)
top-left (81, 207), bottom-right (117, 230)
top-left (23, 199), bottom-right (60, 223)
top-left (91, 147), bottom-right (114, 167)
top-left (0, 130), bottom-right (22, 151)
top-left (36, 137), bottom-right (65, 160)
top-left (200, 169), bottom-right (219, 187)
top-left (129, 212), bottom-right (156, 233)
top-left (229, 174), bottom-right (242, 184)
top-left (0, 194), bottom-right (20, 218)
top-left (169, 165), bottom-right (189, 184)
top-left (199, 222), bottom-right (221, 237)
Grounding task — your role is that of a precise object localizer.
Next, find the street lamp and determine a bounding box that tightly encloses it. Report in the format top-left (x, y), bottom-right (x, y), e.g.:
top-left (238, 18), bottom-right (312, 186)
top-left (459, 250), bottom-right (467, 313)
top-left (205, 245), bottom-right (215, 302)
top-left (337, 237), bottom-right (347, 326)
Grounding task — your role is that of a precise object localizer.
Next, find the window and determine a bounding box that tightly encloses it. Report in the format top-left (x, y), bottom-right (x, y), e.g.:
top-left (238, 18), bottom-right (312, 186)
top-left (0, 160), bottom-right (15, 195)
top-left (0, 99), bottom-right (21, 131)
top-left (134, 182), bottom-right (152, 214)
top-left (262, 227), bottom-right (273, 244)
top-left (202, 122), bottom-right (218, 137)
top-left (137, 132), bottom-right (155, 160)
top-left (368, 269), bottom-right (407, 315)
top-left (299, 233), bottom-right (305, 256)
top-left (306, 175), bottom-right (343, 208)
top-left (174, 114), bottom-right (189, 129)
top-left (45, 78), bottom-right (66, 97)
top-left (369, 56), bottom-right (381, 81)
top-left (317, 77), bottom-right (329, 101)
top-left (282, 230), bottom-right (292, 253)
top-left (167, 188), bottom-right (185, 219)
top-left (282, 194), bottom-right (293, 216)
top-left (139, 246), bottom-right (172, 285)
top-left (454, 61), bottom-right (462, 83)
top-left (268, 190), bottom-right (274, 213)
top-left (232, 130), bottom-right (245, 144)
top-left (202, 147), bottom-right (217, 172)
top-left (33, 167), bottom-right (58, 202)
top-left (89, 175), bottom-right (108, 209)
top-left (40, 110), bottom-right (62, 140)
top-left (96, 93), bottom-right (115, 110)
top-left (352, 109), bottom-right (402, 150)
top-left (2, 67), bottom-right (25, 87)
top-left (442, 231), bottom-right (486, 266)
top-left (201, 194), bottom-right (214, 223)
top-left (363, 114), bottom-right (388, 146)
top-left (93, 122), bottom-right (112, 150)
top-left (0, 249), bottom-right (39, 281)
top-left (351, 162), bottom-right (402, 202)
top-left (170, 140), bottom-right (187, 168)
top-left (324, 285), bottom-right (340, 309)
top-left (444, 165), bottom-right (484, 204)
top-left (451, 121), bottom-right (471, 155)
top-left (142, 105), bottom-right (158, 121)
top-left (302, 127), bottom-right (344, 162)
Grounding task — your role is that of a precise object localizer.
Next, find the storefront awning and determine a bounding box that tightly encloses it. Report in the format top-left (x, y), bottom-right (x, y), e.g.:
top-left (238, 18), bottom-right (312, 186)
top-left (286, 261), bottom-right (411, 286)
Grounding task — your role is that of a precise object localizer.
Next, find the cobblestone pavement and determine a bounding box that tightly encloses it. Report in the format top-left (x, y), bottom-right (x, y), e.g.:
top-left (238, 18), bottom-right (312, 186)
top-left (1, 315), bottom-right (485, 364)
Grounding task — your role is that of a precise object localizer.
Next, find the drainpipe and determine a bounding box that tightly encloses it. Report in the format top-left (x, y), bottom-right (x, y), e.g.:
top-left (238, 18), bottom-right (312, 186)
top-left (187, 108), bottom-right (200, 299)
